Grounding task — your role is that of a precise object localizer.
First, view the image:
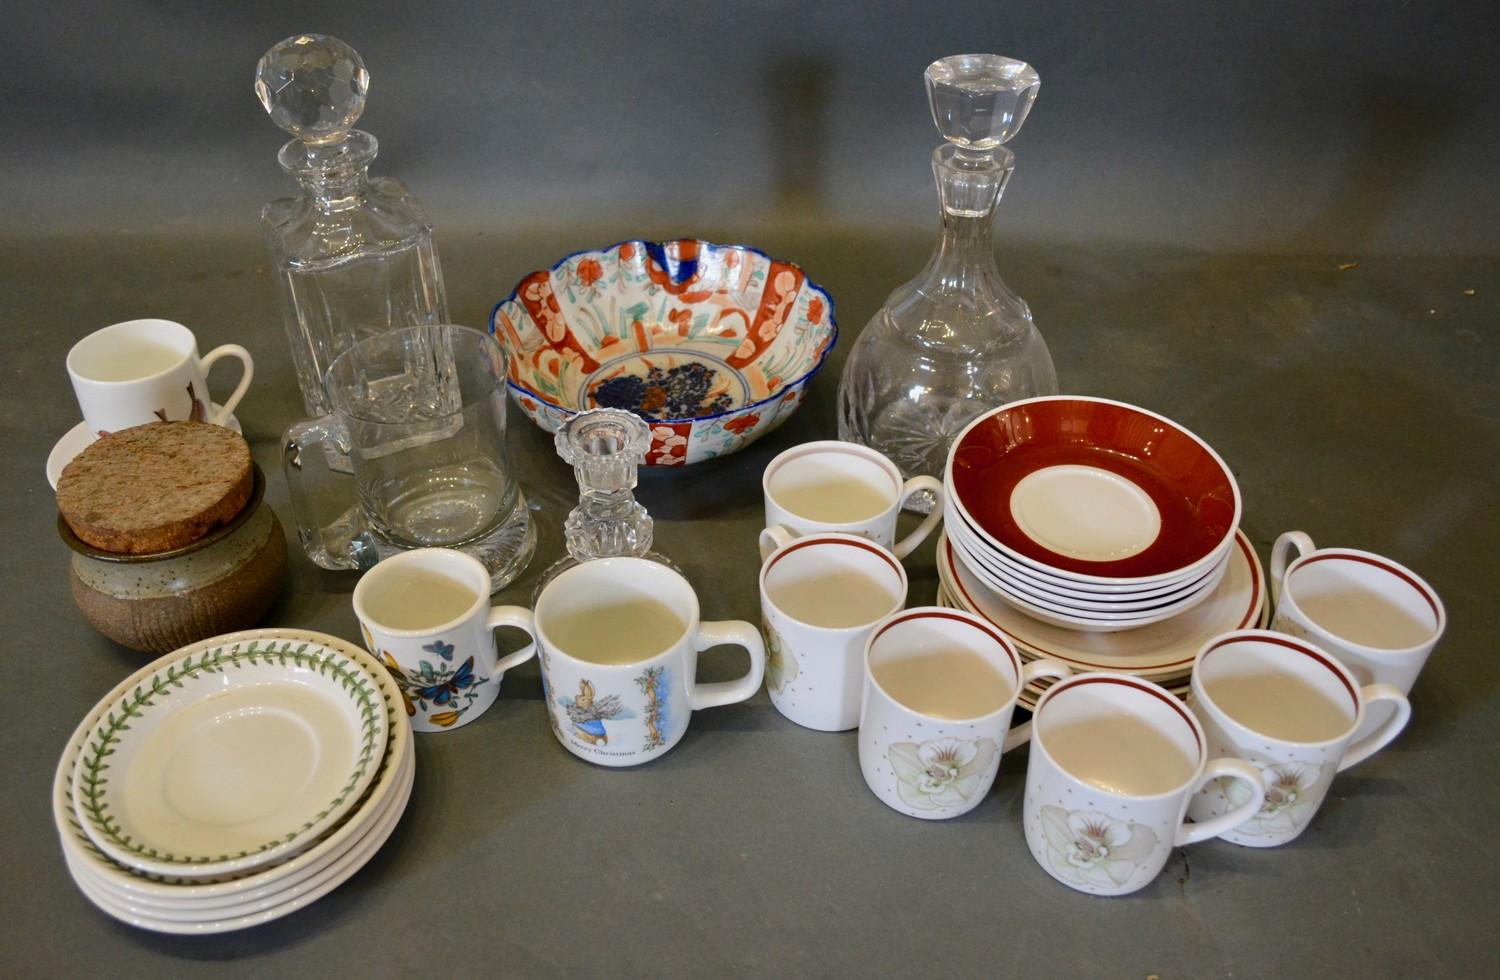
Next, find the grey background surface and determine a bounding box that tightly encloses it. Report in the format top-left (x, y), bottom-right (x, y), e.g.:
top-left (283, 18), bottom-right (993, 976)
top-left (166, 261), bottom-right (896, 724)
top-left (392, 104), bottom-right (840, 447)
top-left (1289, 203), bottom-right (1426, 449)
top-left (4, 0), bottom-right (1498, 252)
top-left (2, 1), bottom-right (1499, 977)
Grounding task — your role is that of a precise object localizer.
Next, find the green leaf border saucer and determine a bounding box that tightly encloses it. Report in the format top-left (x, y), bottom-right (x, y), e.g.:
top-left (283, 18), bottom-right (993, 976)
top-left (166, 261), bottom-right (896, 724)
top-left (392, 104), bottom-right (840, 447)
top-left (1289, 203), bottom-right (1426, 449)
top-left (71, 638), bottom-right (389, 878)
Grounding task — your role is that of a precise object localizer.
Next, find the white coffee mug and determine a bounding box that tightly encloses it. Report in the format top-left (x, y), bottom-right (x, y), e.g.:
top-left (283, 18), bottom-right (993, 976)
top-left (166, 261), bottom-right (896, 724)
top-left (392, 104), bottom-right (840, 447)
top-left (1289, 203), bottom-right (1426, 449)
top-left (859, 607), bottom-right (1071, 820)
top-left (1270, 531), bottom-right (1445, 695)
top-left (760, 440), bottom-right (943, 561)
top-left (501, 557), bottom-right (765, 767)
top-left (760, 533), bottom-right (908, 731)
top-left (1186, 629), bottom-right (1410, 847)
top-left (1023, 673), bottom-right (1266, 896)
top-left (353, 549), bottom-right (538, 733)
top-left (67, 318), bottom-right (253, 437)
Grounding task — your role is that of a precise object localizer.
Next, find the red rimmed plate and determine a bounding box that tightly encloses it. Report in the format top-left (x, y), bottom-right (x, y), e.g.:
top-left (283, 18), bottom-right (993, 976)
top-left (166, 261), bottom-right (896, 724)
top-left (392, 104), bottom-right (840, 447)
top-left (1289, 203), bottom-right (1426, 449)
top-left (946, 505), bottom-right (1222, 603)
top-left (945, 396), bottom-right (1241, 582)
top-left (936, 529), bottom-right (1266, 675)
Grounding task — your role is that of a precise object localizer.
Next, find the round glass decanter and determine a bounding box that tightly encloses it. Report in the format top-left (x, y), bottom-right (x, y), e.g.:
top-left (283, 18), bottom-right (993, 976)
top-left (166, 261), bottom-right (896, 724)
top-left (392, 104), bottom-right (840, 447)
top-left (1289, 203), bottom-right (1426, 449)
top-left (837, 54), bottom-right (1057, 511)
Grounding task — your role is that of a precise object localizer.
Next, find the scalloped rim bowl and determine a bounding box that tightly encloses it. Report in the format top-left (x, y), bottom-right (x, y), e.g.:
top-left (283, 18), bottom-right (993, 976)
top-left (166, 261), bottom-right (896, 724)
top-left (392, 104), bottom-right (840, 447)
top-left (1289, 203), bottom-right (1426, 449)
top-left (491, 239), bottom-right (837, 466)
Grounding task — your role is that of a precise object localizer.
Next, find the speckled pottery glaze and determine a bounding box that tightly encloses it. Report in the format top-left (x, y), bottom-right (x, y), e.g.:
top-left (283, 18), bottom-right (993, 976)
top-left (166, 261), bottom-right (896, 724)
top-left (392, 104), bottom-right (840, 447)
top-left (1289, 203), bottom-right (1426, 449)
top-left (491, 239), bottom-right (837, 465)
top-left (62, 466), bottom-right (287, 653)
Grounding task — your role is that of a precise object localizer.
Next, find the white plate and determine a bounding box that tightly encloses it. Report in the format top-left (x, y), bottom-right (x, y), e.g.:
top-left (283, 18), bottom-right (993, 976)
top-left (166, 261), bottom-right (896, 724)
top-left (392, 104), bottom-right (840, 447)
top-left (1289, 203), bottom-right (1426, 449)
top-left (45, 407), bottom-right (242, 490)
top-left (69, 740), bottom-right (411, 914)
top-left (73, 636), bottom-right (389, 878)
top-left (950, 529), bottom-right (1227, 630)
top-left (66, 751), bottom-right (412, 933)
top-left (945, 505), bottom-right (1222, 599)
top-left (938, 528), bottom-right (1266, 676)
top-left (947, 514), bottom-right (1223, 608)
top-left (56, 629), bottom-right (410, 905)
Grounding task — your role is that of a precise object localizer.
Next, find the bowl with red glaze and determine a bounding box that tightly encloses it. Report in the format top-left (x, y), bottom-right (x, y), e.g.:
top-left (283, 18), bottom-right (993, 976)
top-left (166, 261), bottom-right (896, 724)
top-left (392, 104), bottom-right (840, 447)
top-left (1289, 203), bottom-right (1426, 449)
top-left (943, 396), bottom-right (1241, 589)
top-left (490, 239), bottom-right (837, 466)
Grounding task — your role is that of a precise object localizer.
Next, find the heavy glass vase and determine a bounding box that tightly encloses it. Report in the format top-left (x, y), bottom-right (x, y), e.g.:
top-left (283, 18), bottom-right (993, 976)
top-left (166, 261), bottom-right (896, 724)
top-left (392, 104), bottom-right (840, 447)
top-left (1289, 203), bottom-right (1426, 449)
top-left (256, 34), bottom-right (449, 422)
top-left (838, 54), bottom-right (1057, 511)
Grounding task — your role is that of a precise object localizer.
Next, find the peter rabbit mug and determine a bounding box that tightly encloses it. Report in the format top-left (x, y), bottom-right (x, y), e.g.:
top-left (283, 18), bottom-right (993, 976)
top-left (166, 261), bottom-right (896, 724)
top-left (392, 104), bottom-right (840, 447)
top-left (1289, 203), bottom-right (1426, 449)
top-left (502, 557), bottom-right (766, 767)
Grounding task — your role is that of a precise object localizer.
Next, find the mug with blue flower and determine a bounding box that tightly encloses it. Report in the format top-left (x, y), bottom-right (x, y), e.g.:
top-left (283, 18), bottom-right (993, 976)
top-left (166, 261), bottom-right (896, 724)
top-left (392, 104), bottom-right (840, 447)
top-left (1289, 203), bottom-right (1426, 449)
top-left (354, 548), bottom-right (536, 732)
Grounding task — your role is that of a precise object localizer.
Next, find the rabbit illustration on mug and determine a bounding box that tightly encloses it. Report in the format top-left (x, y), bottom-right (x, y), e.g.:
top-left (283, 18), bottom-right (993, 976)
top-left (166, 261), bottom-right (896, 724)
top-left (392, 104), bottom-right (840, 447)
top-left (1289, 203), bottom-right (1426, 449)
top-left (560, 679), bottom-right (628, 745)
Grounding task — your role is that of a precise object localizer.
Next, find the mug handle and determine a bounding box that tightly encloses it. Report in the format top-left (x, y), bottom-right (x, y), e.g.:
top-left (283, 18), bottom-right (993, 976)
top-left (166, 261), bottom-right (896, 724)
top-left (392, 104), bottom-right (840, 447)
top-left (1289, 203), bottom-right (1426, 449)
top-left (1338, 683), bottom-right (1411, 771)
top-left (687, 620), bottom-right (766, 710)
top-left (891, 476), bottom-right (945, 559)
top-left (282, 416), bottom-right (372, 570)
top-left (199, 344), bottom-right (254, 425)
top-left (759, 524), bottom-right (795, 562)
top-left (1002, 659), bottom-right (1073, 752)
top-left (1176, 758), bottom-right (1266, 846)
top-left (486, 607), bottom-right (538, 673)
top-left (1269, 531), bottom-right (1315, 606)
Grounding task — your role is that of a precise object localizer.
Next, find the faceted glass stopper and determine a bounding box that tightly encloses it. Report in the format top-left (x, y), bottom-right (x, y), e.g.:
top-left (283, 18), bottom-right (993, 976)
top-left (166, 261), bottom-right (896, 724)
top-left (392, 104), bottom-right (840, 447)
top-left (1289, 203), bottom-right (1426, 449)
top-left (255, 34), bottom-right (369, 145)
top-left (925, 54), bottom-right (1039, 149)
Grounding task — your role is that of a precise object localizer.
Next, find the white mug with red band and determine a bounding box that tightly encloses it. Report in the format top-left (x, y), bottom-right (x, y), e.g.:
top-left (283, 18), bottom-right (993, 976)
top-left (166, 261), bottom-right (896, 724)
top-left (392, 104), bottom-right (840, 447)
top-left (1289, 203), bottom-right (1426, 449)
top-left (760, 440), bottom-right (943, 561)
top-left (1023, 672), bottom-right (1265, 896)
top-left (1186, 629), bottom-right (1410, 847)
top-left (1270, 531), bottom-right (1443, 741)
top-left (859, 607), bottom-right (1071, 820)
top-left (760, 533), bottom-right (908, 732)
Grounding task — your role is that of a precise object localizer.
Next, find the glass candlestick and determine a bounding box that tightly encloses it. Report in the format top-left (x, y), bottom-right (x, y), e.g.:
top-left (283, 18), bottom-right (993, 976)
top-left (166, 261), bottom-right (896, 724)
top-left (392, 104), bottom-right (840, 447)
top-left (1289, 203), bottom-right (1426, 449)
top-left (838, 54), bottom-right (1058, 511)
top-left (256, 33), bottom-right (449, 422)
top-left (534, 408), bottom-right (681, 603)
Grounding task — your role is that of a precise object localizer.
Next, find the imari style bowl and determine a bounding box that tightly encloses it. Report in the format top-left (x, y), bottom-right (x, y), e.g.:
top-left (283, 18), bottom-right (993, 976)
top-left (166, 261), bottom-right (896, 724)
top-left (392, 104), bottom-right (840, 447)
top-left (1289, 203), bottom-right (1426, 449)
top-left (491, 239), bottom-right (837, 465)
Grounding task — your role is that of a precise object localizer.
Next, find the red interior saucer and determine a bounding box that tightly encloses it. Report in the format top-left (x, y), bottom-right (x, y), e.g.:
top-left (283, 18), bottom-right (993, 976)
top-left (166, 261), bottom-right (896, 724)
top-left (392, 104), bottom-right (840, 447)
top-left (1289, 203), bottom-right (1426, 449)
top-left (947, 397), bottom-right (1240, 579)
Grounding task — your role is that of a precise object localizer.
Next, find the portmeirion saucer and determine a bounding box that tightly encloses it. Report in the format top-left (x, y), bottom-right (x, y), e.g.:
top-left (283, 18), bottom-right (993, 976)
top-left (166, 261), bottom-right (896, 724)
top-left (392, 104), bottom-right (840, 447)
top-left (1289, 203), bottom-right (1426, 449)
top-left (55, 629), bottom-right (412, 933)
top-left (64, 749), bottom-right (413, 934)
top-left (71, 636), bottom-right (389, 878)
top-left (936, 528), bottom-right (1266, 678)
top-left (45, 406), bottom-right (242, 490)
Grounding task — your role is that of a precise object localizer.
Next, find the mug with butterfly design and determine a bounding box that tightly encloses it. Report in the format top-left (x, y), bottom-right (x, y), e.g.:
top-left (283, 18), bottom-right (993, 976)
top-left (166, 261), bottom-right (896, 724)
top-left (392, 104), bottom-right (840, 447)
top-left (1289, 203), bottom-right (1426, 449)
top-left (354, 548), bottom-right (536, 732)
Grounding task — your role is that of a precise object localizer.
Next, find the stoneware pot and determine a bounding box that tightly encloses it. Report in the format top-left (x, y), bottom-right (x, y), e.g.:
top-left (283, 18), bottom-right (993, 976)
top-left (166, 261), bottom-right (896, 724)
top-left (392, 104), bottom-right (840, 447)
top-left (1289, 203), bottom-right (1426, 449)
top-left (60, 465), bottom-right (287, 653)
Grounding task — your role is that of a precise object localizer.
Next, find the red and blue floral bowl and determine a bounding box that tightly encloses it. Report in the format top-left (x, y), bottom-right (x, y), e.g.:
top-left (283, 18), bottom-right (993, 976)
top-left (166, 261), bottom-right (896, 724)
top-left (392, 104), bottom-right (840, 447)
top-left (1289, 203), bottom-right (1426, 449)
top-left (490, 239), bottom-right (837, 465)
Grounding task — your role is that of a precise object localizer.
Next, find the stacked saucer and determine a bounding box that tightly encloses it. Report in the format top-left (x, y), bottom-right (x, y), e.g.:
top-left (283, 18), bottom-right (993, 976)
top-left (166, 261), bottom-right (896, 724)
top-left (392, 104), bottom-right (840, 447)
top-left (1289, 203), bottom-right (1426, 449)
top-left (936, 529), bottom-right (1267, 708)
top-left (55, 628), bottom-right (413, 934)
top-left (943, 396), bottom-right (1243, 633)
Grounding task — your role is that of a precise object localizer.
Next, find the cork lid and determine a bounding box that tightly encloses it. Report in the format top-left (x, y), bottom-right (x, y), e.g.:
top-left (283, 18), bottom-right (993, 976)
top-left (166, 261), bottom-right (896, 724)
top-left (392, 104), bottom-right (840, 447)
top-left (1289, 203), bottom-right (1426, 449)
top-left (56, 422), bottom-right (254, 555)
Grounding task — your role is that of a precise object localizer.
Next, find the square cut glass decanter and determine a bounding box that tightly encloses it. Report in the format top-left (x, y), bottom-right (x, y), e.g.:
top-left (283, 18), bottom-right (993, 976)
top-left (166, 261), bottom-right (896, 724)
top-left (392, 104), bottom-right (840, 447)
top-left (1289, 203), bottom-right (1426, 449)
top-left (256, 34), bottom-right (449, 421)
top-left (837, 54), bottom-right (1057, 511)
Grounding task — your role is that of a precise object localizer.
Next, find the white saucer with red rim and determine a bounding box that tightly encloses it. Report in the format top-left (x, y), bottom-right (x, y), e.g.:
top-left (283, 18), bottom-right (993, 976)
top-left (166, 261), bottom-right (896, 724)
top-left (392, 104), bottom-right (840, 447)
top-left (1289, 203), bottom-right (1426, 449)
top-left (944, 396), bottom-right (1242, 587)
top-left (936, 529), bottom-right (1266, 677)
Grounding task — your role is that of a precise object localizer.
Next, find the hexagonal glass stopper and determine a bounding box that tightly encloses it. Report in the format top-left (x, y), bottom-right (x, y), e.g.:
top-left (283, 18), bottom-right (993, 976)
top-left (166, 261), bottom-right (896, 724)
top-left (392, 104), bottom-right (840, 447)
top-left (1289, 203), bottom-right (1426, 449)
top-left (926, 54), bottom-right (1039, 149)
top-left (255, 34), bottom-right (369, 145)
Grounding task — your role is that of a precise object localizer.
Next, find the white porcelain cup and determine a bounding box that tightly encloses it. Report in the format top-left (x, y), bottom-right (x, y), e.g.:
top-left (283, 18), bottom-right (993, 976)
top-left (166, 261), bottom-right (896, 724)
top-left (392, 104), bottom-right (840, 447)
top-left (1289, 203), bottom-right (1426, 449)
top-left (501, 557), bottom-right (765, 767)
top-left (1270, 531), bottom-right (1444, 740)
top-left (760, 440), bottom-right (943, 561)
top-left (1023, 673), bottom-right (1266, 896)
top-left (760, 533), bottom-right (908, 732)
top-left (67, 318), bottom-right (253, 437)
top-left (353, 549), bottom-right (538, 733)
top-left (859, 607), bottom-right (1071, 820)
top-left (1186, 629), bottom-right (1410, 847)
